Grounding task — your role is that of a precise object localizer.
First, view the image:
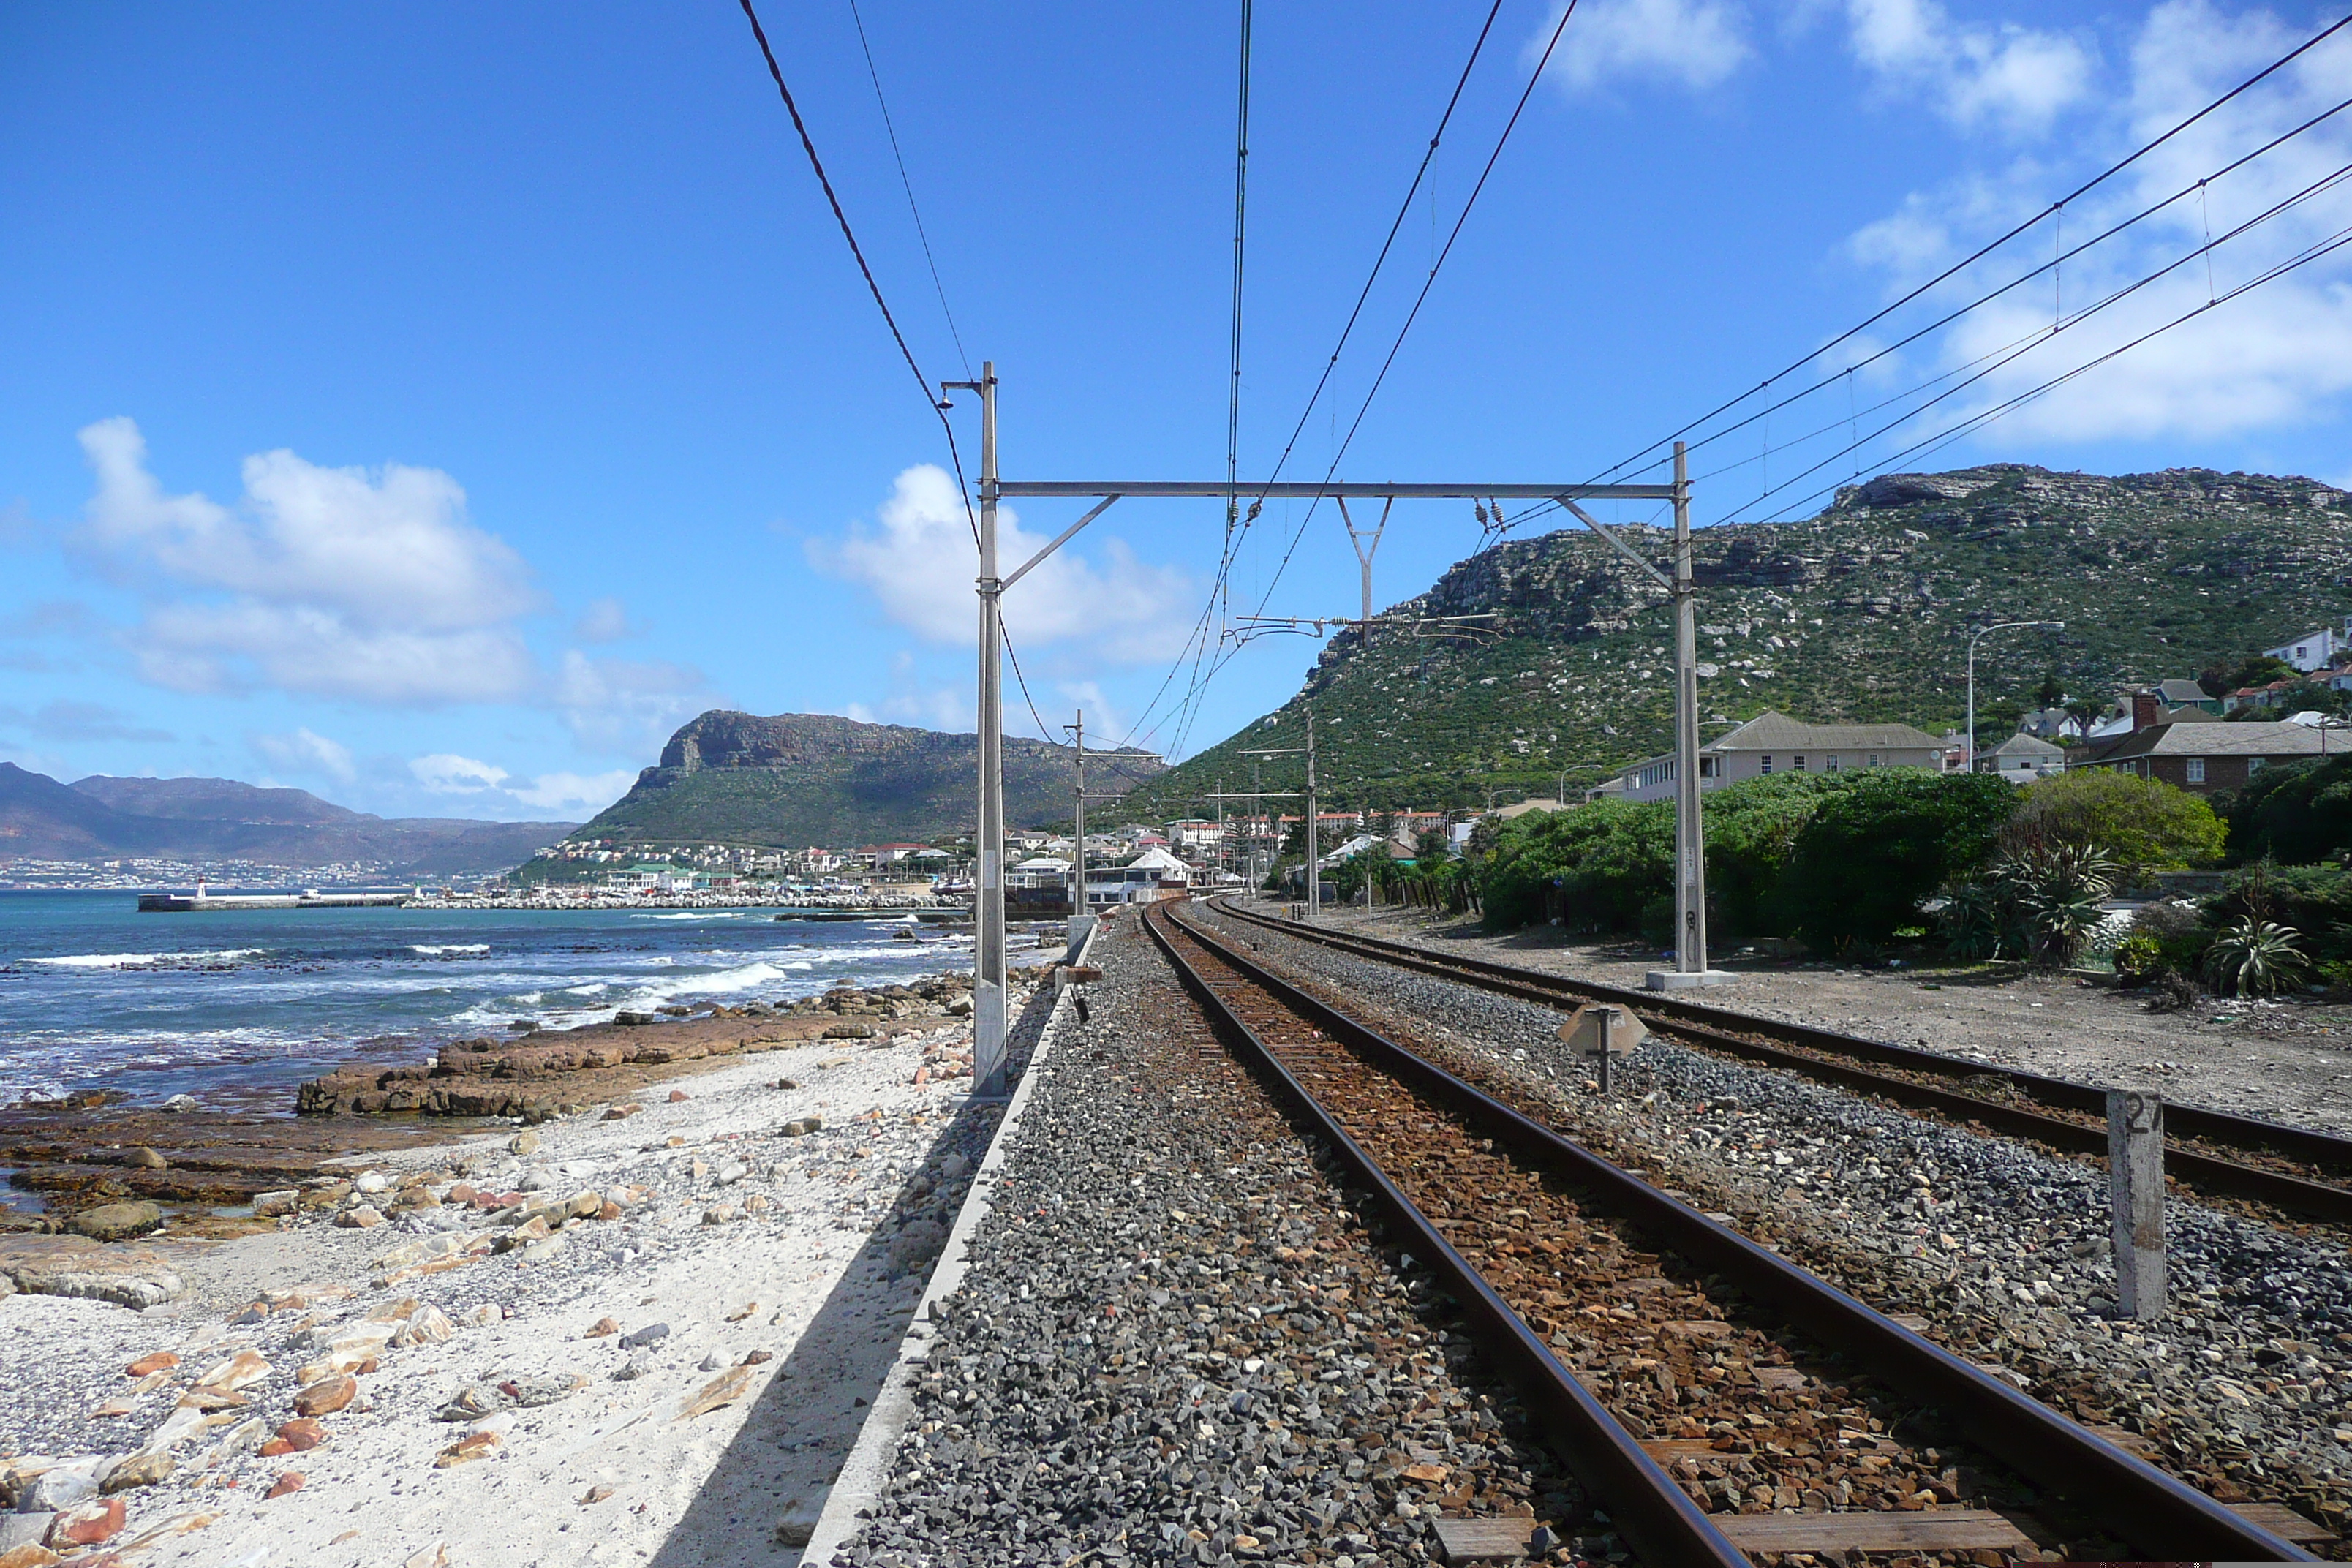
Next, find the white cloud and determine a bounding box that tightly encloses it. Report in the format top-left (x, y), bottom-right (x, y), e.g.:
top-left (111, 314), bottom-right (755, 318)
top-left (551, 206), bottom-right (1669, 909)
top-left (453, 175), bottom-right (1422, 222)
top-left (250, 727), bottom-right (356, 785)
top-left (1820, 1), bottom-right (2352, 451)
top-left (504, 768), bottom-right (636, 813)
top-left (409, 753), bottom-right (510, 793)
top-left (812, 466), bottom-right (1197, 665)
top-left (1844, 0), bottom-right (2095, 134)
top-left (553, 649), bottom-right (718, 754)
top-left (573, 596), bottom-right (636, 644)
top-left (76, 419), bottom-right (540, 704)
top-left (838, 652), bottom-right (973, 732)
top-left (1056, 681), bottom-right (1123, 746)
top-left (1537, 0), bottom-right (1754, 94)
top-left (404, 753), bottom-right (631, 815)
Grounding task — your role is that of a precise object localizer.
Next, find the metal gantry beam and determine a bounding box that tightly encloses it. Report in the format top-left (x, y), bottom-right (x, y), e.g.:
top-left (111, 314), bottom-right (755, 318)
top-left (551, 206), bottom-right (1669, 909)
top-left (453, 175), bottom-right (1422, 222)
top-left (998, 480), bottom-right (1676, 500)
top-left (943, 367), bottom-right (1711, 1088)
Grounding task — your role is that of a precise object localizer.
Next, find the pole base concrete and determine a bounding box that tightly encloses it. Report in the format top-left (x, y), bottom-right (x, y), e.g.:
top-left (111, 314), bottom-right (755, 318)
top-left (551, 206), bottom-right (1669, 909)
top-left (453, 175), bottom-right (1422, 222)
top-left (1645, 968), bottom-right (1739, 991)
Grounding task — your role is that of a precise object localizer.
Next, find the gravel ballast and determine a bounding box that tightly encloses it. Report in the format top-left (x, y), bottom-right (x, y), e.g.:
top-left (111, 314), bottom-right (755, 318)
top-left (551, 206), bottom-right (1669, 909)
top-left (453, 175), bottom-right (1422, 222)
top-left (1205, 900), bottom-right (2352, 1548)
top-left (829, 915), bottom-right (1601, 1568)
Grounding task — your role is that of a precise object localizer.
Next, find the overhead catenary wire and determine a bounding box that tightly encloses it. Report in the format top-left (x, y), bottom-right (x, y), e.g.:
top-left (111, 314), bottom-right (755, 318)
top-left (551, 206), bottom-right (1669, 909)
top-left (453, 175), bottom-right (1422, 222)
top-left (1221, 0), bottom-right (1254, 635)
top-left (1593, 9), bottom-right (2352, 488)
top-left (1760, 219), bottom-right (2352, 524)
top-left (1128, 2), bottom-right (1575, 764)
top-left (845, 0), bottom-right (970, 380)
top-left (1233, 0), bottom-right (1583, 635)
top-left (1480, 71), bottom-right (2352, 540)
top-left (738, 0), bottom-right (979, 546)
top-left (1717, 163), bottom-right (2352, 523)
top-left (1665, 91), bottom-right (2352, 472)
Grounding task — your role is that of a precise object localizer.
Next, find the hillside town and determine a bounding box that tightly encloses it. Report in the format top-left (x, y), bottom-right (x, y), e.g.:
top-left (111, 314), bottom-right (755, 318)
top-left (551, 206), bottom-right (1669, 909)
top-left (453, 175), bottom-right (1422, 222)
top-left (444, 620), bottom-right (2352, 922)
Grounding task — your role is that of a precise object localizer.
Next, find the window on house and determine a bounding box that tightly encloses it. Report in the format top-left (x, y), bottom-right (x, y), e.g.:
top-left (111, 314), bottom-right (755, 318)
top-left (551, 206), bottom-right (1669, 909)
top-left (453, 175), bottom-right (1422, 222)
top-left (2186, 758), bottom-right (2206, 783)
top-left (1760, 755), bottom-right (1773, 774)
top-left (1793, 755), bottom-right (1807, 772)
top-left (1867, 753), bottom-right (1880, 767)
top-left (2249, 758), bottom-right (2266, 775)
top-left (1826, 754), bottom-right (1840, 772)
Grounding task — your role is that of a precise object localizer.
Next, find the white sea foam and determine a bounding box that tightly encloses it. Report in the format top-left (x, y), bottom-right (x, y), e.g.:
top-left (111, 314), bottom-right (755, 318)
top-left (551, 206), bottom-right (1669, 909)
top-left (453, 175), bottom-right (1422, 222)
top-left (26, 949), bottom-right (265, 970)
top-left (410, 943), bottom-right (491, 957)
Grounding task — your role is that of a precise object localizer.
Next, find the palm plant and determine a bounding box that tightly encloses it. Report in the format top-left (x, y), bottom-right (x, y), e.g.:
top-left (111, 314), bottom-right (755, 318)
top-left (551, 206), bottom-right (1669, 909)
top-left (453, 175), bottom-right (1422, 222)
top-left (2008, 842), bottom-right (2119, 968)
top-left (2203, 918), bottom-right (2307, 998)
top-left (1937, 882), bottom-right (2007, 961)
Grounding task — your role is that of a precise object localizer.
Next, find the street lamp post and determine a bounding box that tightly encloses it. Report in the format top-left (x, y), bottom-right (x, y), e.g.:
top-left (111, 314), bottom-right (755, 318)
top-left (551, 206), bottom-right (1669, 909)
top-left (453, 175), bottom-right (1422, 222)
top-left (1966, 620), bottom-right (2066, 772)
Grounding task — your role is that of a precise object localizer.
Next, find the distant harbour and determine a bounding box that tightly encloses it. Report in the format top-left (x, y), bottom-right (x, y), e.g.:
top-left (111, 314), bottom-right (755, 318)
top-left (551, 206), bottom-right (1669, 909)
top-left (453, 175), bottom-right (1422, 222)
top-left (137, 891), bottom-right (414, 912)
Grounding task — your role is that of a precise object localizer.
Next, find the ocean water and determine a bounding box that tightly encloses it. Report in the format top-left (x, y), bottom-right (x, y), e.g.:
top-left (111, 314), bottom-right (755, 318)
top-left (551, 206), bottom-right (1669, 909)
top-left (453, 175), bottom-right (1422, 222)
top-left (0, 892), bottom-right (992, 1112)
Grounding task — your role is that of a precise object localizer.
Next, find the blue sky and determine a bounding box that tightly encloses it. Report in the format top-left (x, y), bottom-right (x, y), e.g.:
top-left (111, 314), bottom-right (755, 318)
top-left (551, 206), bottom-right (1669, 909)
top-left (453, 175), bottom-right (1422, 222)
top-left (4, 1), bottom-right (2349, 822)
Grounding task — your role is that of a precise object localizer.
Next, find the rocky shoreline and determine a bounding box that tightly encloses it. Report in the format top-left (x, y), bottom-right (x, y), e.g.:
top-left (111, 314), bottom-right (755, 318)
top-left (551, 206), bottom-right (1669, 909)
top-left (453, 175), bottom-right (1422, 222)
top-left (3, 967), bottom-right (1043, 1244)
top-left (0, 977), bottom-right (1050, 1567)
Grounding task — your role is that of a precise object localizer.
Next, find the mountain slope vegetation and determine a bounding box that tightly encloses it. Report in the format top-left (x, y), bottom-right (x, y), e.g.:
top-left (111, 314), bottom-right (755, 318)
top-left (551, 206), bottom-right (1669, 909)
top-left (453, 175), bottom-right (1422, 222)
top-left (1121, 464), bottom-right (2352, 817)
top-left (548, 710), bottom-right (1166, 854)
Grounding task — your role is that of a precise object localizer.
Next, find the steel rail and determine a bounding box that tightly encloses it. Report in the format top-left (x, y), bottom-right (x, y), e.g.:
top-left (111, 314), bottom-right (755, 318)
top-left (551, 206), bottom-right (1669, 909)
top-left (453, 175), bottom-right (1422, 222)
top-left (1141, 902), bottom-right (1750, 1567)
top-left (1153, 899), bottom-right (2313, 1561)
top-left (1211, 898), bottom-right (2352, 1225)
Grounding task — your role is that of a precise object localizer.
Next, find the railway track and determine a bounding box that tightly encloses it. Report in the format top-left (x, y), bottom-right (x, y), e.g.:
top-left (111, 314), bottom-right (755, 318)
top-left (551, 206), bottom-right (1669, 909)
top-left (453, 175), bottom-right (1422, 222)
top-left (1210, 896), bottom-right (2352, 1229)
top-left (1142, 897), bottom-right (2315, 1564)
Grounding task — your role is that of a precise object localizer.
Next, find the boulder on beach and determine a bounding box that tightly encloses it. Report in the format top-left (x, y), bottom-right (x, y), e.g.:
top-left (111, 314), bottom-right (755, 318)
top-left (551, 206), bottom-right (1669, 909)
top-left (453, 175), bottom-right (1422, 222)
top-left (67, 1201), bottom-right (164, 1242)
top-left (0, 1235), bottom-right (189, 1310)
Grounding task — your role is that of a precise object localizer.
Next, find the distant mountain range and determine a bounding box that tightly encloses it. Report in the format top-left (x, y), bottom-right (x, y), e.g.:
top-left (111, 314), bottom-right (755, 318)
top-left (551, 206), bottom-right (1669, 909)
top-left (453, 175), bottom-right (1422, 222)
top-left (0, 766), bottom-right (576, 875)
top-left (532, 710), bottom-right (1166, 865)
top-left (1120, 463), bottom-right (2352, 817)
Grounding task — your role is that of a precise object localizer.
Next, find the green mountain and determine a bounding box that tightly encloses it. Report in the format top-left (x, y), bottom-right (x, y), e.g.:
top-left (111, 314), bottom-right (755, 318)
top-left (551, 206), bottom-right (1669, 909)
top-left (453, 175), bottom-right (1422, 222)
top-left (535, 710), bottom-right (1164, 863)
top-left (1120, 464), bottom-right (2352, 818)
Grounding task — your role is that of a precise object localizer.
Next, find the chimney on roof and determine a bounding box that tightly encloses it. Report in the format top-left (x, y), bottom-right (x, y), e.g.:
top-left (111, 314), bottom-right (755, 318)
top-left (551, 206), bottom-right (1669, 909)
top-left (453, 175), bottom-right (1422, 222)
top-left (2130, 690), bottom-right (2165, 731)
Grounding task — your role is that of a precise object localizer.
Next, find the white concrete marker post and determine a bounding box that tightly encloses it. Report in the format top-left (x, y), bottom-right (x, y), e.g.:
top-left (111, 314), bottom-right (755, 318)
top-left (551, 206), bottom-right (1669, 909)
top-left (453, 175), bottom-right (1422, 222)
top-left (2108, 1088), bottom-right (2166, 1319)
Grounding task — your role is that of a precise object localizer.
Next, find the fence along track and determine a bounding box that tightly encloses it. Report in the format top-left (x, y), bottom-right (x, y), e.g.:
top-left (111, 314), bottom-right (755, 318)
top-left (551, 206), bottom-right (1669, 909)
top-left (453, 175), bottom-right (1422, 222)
top-left (1145, 899), bottom-right (2313, 1563)
top-left (1210, 897), bottom-right (2352, 1227)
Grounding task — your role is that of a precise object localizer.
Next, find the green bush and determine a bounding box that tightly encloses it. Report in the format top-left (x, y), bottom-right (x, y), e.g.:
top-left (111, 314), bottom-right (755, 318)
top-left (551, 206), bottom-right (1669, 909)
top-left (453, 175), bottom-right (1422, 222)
top-left (1478, 799), bottom-right (1672, 930)
top-left (2004, 769), bottom-right (2223, 886)
top-left (1700, 772), bottom-right (1844, 938)
top-left (1782, 771), bottom-right (2016, 948)
top-left (2225, 756), bottom-right (2352, 865)
top-left (2205, 862), bottom-right (2352, 966)
top-left (2111, 930), bottom-right (2165, 981)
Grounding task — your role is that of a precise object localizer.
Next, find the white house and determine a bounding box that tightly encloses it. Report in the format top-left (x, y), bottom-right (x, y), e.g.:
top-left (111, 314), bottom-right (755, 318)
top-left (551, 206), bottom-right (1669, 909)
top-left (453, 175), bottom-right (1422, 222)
top-left (1978, 731), bottom-right (2065, 783)
top-left (1617, 711), bottom-right (1945, 803)
top-left (2266, 619), bottom-right (2352, 672)
top-left (1080, 846), bottom-right (1194, 908)
top-left (600, 863), bottom-right (686, 894)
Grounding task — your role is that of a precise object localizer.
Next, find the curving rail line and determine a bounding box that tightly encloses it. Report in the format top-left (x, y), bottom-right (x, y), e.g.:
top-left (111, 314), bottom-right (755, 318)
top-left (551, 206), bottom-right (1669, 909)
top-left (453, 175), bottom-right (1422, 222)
top-left (1142, 897), bottom-right (2314, 1564)
top-left (1209, 896), bottom-right (2352, 1227)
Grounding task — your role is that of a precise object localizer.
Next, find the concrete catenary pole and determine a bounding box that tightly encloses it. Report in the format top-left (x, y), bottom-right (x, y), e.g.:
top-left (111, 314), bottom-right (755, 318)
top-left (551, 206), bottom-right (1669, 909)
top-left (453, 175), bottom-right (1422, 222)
top-left (1304, 709), bottom-right (1319, 924)
top-left (1671, 441), bottom-right (1710, 976)
top-left (972, 362), bottom-right (1009, 1096)
top-left (1068, 709), bottom-right (1090, 951)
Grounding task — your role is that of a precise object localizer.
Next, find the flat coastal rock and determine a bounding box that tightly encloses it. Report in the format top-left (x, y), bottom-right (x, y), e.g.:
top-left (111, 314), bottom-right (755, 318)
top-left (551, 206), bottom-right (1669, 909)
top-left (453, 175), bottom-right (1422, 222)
top-left (0, 1235), bottom-right (187, 1310)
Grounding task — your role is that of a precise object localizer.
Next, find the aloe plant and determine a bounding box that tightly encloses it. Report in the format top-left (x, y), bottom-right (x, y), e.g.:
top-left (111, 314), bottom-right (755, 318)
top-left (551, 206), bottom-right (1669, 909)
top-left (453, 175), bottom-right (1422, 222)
top-left (2202, 918), bottom-right (2307, 998)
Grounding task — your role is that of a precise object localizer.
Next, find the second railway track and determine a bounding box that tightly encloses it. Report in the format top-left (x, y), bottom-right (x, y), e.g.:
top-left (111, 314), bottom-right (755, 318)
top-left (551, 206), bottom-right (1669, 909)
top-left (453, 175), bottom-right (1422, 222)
top-left (1210, 896), bottom-right (2352, 1229)
top-left (1142, 898), bottom-right (2313, 1564)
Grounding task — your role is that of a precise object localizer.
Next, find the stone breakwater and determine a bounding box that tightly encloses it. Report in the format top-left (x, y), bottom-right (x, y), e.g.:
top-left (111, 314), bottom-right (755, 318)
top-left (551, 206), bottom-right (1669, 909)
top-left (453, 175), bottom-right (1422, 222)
top-left (404, 892), bottom-right (959, 912)
top-left (0, 1003), bottom-right (1029, 1567)
top-left (293, 968), bottom-right (1048, 1120)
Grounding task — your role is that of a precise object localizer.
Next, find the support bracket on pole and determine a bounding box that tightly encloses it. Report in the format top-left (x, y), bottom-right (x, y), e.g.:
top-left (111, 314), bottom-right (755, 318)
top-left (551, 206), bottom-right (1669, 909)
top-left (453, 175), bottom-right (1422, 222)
top-left (1557, 499), bottom-right (1672, 592)
top-left (1003, 495), bottom-right (1122, 591)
